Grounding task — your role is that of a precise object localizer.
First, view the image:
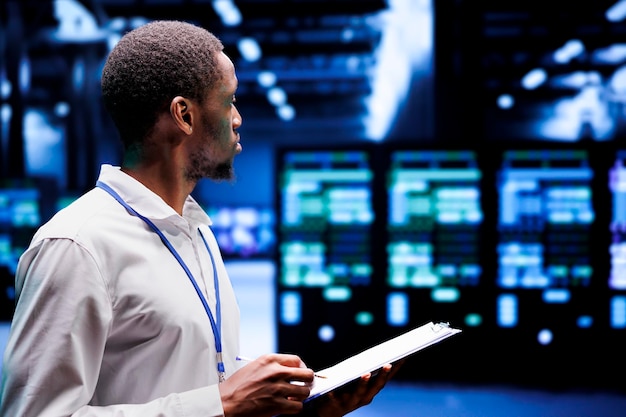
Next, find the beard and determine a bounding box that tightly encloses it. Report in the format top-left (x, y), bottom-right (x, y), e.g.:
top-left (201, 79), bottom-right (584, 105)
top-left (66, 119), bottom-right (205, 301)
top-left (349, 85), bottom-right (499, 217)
top-left (184, 113), bottom-right (237, 183)
top-left (185, 148), bottom-right (235, 183)
top-left (208, 160), bottom-right (235, 181)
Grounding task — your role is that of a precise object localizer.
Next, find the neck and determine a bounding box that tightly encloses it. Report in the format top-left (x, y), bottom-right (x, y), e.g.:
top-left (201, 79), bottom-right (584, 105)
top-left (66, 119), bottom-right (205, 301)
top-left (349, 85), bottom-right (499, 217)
top-left (121, 164), bottom-right (195, 216)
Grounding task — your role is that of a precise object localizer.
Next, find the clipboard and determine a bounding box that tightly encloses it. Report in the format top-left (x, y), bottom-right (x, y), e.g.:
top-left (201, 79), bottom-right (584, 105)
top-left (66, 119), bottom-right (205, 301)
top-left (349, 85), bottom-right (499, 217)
top-left (306, 321), bottom-right (462, 401)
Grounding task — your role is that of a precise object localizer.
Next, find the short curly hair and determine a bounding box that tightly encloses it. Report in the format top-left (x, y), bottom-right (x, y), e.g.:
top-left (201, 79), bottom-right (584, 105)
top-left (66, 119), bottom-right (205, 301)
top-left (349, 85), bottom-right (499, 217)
top-left (101, 20), bottom-right (224, 148)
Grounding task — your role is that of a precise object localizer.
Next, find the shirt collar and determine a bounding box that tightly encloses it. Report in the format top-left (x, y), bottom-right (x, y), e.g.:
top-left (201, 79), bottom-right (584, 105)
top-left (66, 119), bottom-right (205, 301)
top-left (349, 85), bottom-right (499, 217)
top-left (96, 164), bottom-right (212, 227)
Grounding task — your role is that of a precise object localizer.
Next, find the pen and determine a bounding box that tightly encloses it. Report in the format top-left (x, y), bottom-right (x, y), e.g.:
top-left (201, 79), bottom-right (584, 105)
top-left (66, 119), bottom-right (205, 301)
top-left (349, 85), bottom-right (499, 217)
top-left (236, 355), bottom-right (327, 378)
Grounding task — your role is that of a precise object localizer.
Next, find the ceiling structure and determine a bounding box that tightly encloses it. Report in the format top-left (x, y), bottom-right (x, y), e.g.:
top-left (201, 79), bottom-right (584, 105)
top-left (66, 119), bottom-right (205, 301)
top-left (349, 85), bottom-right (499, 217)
top-left (437, 0), bottom-right (626, 142)
top-left (6, 0), bottom-right (626, 164)
top-left (57, 0), bottom-right (398, 144)
top-left (9, 0), bottom-right (432, 143)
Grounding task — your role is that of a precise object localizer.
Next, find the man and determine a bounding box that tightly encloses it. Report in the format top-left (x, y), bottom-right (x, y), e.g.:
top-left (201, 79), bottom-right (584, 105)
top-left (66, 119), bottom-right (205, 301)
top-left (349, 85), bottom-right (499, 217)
top-left (0, 20), bottom-right (397, 416)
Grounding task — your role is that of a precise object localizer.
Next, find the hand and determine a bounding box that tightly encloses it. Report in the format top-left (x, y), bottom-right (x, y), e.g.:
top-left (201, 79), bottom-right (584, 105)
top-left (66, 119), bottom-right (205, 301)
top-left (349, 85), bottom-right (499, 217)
top-left (310, 360), bottom-right (404, 417)
top-left (219, 353), bottom-right (315, 417)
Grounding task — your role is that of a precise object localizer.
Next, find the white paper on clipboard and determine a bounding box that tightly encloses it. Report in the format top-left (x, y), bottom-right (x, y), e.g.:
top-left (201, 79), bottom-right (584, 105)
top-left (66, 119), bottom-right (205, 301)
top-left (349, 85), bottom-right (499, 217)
top-left (306, 321), bottom-right (462, 401)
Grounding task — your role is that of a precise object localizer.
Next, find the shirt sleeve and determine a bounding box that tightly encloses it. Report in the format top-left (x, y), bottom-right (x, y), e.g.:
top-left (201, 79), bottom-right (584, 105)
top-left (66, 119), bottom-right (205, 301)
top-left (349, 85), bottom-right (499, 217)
top-left (0, 238), bottom-right (225, 417)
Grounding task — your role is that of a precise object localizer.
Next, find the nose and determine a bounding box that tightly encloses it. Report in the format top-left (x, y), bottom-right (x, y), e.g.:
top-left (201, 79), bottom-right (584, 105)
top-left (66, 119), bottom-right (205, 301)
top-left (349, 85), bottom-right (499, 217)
top-left (233, 105), bottom-right (242, 129)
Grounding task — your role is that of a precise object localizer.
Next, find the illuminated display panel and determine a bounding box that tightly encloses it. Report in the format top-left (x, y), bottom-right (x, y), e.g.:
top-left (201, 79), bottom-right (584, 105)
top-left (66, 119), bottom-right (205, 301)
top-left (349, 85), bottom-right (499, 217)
top-left (609, 151), bottom-right (626, 330)
top-left (275, 145), bottom-right (624, 390)
top-left (279, 150), bottom-right (374, 288)
top-left (386, 150), bottom-right (485, 330)
top-left (0, 185), bottom-right (41, 321)
top-left (496, 150), bottom-right (594, 309)
top-left (276, 149), bottom-right (381, 369)
top-left (0, 188), bottom-right (40, 230)
top-left (490, 149), bottom-right (611, 387)
top-left (203, 205), bottom-right (275, 259)
top-left (497, 150), bottom-right (594, 291)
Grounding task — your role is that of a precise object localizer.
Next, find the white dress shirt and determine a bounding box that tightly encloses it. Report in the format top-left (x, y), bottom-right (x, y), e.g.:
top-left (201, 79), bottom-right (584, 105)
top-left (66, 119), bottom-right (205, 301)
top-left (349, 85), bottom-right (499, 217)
top-left (0, 164), bottom-right (241, 416)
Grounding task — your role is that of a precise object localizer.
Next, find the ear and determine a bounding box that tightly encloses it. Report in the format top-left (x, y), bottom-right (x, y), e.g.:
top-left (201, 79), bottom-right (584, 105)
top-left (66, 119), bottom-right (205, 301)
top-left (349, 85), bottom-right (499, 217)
top-left (170, 96), bottom-right (194, 135)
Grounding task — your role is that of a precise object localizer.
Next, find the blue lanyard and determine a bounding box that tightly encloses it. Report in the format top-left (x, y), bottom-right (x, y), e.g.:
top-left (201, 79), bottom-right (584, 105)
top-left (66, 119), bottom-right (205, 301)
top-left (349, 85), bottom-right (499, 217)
top-left (96, 181), bottom-right (226, 382)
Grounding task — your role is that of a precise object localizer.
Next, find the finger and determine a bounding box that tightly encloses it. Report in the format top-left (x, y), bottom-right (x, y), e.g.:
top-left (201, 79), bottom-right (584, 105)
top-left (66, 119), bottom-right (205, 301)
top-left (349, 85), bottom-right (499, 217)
top-left (282, 380), bottom-right (313, 401)
top-left (281, 365), bottom-right (315, 386)
top-left (388, 359), bottom-right (405, 378)
top-left (274, 396), bottom-right (307, 416)
top-left (261, 353), bottom-right (315, 384)
top-left (367, 368), bottom-right (392, 392)
top-left (271, 353), bottom-right (309, 369)
top-left (350, 365), bottom-right (393, 401)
